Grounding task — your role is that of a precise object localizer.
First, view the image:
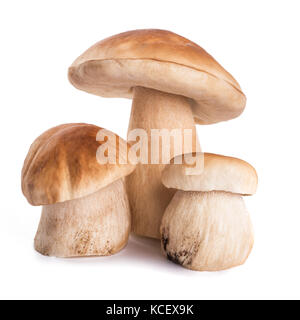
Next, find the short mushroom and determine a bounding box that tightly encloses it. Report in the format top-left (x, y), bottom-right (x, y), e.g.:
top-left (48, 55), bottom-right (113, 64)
top-left (161, 153), bottom-right (258, 271)
top-left (21, 123), bottom-right (135, 257)
top-left (68, 29), bottom-right (246, 239)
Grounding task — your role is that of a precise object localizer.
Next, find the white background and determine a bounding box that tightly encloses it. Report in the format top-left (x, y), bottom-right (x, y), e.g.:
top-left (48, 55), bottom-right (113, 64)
top-left (0, 0), bottom-right (299, 300)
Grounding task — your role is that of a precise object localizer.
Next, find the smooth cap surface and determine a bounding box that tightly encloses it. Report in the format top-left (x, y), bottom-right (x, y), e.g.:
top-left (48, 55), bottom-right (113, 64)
top-left (68, 29), bottom-right (246, 124)
top-left (162, 153), bottom-right (258, 195)
top-left (22, 123), bottom-right (135, 206)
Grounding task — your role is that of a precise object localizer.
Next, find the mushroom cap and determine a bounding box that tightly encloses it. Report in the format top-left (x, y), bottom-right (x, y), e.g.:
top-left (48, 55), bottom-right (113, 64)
top-left (162, 153), bottom-right (258, 195)
top-left (22, 123), bottom-right (135, 206)
top-left (68, 29), bottom-right (246, 125)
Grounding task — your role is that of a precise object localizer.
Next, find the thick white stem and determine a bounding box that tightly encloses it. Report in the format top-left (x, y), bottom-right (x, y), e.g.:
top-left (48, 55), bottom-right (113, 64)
top-left (126, 86), bottom-right (200, 239)
top-left (34, 179), bottom-right (130, 257)
top-left (161, 191), bottom-right (254, 271)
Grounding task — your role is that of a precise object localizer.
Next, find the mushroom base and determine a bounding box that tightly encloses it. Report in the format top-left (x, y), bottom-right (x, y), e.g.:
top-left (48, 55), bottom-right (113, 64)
top-left (34, 179), bottom-right (130, 258)
top-left (160, 191), bottom-right (254, 271)
top-left (127, 86), bottom-right (200, 239)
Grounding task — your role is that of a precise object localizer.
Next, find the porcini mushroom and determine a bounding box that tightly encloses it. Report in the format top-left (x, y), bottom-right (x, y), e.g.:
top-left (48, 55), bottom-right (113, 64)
top-left (21, 123), bottom-right (135, 257)
top-left (161, 153), bottom-right (258, 271)
top-left (68, 29), bottom-right (246, 239)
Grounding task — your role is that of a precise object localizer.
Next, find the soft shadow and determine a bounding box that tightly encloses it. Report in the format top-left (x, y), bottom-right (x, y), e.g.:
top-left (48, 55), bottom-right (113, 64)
top-left (34, 235), bottom-right (233, 276)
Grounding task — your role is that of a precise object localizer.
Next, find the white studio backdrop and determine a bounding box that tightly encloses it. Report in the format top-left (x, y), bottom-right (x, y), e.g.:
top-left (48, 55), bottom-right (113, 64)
top-left (0, 0), bottom-right (299, 299)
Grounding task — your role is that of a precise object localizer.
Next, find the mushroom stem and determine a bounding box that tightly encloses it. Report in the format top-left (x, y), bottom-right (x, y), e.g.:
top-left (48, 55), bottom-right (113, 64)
top-left (34, 179), bottom-right (130, 257)
top-left (161, 190), bottom-right (254, 271)
top-left (126, 86), bottom-right (200, 239)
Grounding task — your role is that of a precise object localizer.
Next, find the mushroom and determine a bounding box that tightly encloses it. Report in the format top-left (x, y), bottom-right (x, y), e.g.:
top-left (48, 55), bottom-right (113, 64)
top-left (68, 29), bottom-right (246, 239)
top-left (21, 123), bottom-right (135, 257)
top-left (161, 153), bottom-right (258, 271)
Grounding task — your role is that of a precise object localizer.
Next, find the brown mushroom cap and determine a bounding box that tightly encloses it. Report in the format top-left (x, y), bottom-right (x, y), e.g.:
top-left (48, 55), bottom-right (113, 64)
top-left (162, 153), bottom-right (258, 195)
top-left (68, 29), bottom-right (246, 124)
top-left (22, 123), bottom-right (135, 206)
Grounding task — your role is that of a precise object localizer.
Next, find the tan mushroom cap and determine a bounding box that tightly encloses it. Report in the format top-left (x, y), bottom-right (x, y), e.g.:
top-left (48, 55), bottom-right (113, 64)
top-left (162, 153), bottom-right (258, 195)
top-left (68, 29), bottom-right (246, 124)
top-left (22, 123), bottom-right (135, 206)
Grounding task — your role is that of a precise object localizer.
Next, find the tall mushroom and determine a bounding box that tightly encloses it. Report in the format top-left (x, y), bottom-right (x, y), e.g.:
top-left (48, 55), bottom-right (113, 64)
top-left (161, 153), bottom-right (258, 271)
top-left (68, 29), bottom-right (246, 239)
top-left (21, 123), bottom-right (135, 257)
